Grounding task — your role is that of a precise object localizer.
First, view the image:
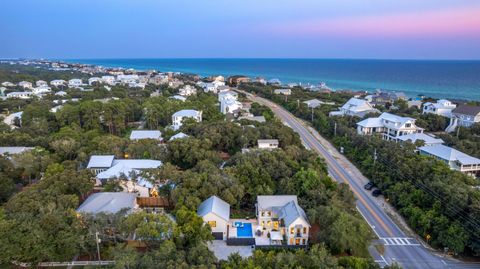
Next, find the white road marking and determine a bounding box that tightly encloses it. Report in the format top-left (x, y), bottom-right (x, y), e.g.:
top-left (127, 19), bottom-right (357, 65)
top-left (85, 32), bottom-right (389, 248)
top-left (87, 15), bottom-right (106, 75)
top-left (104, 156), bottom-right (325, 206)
top-left (381, 237), bottom-right (420, 246)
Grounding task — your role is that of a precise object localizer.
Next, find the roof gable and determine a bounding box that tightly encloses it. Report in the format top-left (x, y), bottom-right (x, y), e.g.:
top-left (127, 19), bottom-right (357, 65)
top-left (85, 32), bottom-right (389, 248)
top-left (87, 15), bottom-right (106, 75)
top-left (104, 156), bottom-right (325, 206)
top-left (197, 195), bottom-right (230, 221)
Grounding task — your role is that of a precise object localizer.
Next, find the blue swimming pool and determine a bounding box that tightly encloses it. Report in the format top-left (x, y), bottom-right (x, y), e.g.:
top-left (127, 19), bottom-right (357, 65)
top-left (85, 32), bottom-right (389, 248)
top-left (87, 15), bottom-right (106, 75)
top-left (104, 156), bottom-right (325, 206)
top-left (235, 222), bottom-right (253, 237)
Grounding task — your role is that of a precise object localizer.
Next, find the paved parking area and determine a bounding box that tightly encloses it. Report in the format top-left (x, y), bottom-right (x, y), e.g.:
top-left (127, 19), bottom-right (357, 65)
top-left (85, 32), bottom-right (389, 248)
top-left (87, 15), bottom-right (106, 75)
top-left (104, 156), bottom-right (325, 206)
top-left (207, 240), bottom-right (254, 261)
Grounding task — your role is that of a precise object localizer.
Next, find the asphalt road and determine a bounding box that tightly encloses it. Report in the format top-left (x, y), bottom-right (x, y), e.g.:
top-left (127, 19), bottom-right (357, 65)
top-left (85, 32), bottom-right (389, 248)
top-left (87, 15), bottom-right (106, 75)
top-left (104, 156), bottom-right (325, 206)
top-left (241, 91), bottom-right (480, 269)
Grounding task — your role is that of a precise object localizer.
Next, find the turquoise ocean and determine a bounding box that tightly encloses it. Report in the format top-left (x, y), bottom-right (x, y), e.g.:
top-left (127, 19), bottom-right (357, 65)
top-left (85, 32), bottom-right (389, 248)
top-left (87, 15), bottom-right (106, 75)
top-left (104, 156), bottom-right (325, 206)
top-left (68, 59), bottom-right (480, 101)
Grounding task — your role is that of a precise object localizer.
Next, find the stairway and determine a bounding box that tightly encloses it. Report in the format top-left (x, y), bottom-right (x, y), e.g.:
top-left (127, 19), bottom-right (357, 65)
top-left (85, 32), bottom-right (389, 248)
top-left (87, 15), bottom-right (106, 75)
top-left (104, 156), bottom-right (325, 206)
top-left (445, 117), bottom-right (458, 133)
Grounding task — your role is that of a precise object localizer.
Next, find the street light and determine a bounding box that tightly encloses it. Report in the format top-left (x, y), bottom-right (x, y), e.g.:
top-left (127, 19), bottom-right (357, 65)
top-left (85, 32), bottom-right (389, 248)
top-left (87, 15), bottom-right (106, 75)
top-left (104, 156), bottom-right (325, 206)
top-left (95, 231), bottom-right (101, 263)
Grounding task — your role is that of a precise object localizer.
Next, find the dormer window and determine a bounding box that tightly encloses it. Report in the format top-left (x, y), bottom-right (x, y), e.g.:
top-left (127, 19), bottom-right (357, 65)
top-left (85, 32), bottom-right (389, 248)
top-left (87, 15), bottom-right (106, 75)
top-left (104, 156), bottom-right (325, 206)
top-left (405, 123), bottom-right (411, 127)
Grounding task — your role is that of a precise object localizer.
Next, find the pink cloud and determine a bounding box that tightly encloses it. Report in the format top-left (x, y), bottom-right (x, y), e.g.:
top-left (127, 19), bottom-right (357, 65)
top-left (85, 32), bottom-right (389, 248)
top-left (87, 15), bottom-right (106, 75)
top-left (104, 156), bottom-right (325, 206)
top-left (261, 7), bottom-right (480, 39)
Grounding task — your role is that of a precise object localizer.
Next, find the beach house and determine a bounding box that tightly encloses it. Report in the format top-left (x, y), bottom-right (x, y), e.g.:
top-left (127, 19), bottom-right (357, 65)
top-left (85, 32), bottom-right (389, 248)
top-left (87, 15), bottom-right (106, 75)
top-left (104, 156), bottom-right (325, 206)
top-left (172, 109), bottom-right (202, 130)
top-left (197, 196), bottom-right (231, 240)
top-left (129, 130), bottom-right (163, 142)
top-left (329, 97), bottom-right (378, 117)
top-left (422, 99), bottom-right (456, 118)
top-left (258, 139), bottom-right (279, 149)
top-left (357, 112), bottom-right (423, 141)
top-left (419, 145), bottom-right (480, 177)
top-left (256, 195), bottom-right (310, 246)
top-left (446, 105), bottom-right (480, 132)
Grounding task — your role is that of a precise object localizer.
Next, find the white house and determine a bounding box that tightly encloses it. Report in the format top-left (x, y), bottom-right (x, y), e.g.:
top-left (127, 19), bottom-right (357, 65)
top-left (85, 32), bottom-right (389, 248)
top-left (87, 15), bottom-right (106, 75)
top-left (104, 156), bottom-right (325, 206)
top-left (169, 132), bottom-right (189, 141)
top-left (170, 95), bottom-right (187, 102)
top-left (274, 89), bottom-right (291, 95)
top-left (446, 105), bottom-right (480, 132)
top-left (303, 99), bottom-right (323, 109)
top-left (2, 111), bottom-right (23, 128)
top-left (6, 92), bottom-right (33, 99)
top-left (397, 133), bottom-right (444, 146)
top-left (130, 130), bottom-right (162, 142)
top-left (101, 76), bottom-right (116, 85)
top-left (88, 77), bottom-right (102, 85)
top-left (422, 99), bottom-right (456, 118)
top-left (198, 196), bottom-right (230, 240)
top-left (117, 74), bottom-right (139, 84)
top-left (221, 99), bottom-right (243, 115)
top-left (18, 81), bottom-right (33, 89)
top-left (68, 79), bottom-right (83, 88)
top-left (87, 155), bottom-right (162, 196)
top-left (357, 112), bottom-right (423, 141)
top-left (32, 86), bottom-right (52, 95)
top-left (55, 91), bottom-right (67, 96)
top-left (419, 145), bottom-right (480, 177)
top-left (50, 80), bottom-right (66, 87)
top-left (36, 80), bottom-right (48, 87)
top-left (178, 85), bottom-right (197, 96)
top-left (329, 97), bottom-right (378, 117)
top-left (172, 109), bottom-right (202, 130)
top-left (258, 139), bottom-right (279, 149)
top-left (1, 82), bottom-right (15, 87)
top-left (256, 195), bottom-right (310, 246)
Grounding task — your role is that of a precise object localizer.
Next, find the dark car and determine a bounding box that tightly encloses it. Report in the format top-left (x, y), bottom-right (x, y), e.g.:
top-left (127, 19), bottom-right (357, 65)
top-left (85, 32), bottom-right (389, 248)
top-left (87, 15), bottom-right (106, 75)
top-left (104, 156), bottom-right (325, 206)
top-left (364, 182), bottom-right (375, 190)
top-left (372, 189), bottom-right (382, 197)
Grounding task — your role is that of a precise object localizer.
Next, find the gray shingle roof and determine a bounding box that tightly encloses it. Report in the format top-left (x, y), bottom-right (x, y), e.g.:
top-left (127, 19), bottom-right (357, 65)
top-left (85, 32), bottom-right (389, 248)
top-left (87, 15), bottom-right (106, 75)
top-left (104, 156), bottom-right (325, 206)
top-left (77, 192), bottom-right (137, 214)
top-left (453, 105), bottom-right (480, 116)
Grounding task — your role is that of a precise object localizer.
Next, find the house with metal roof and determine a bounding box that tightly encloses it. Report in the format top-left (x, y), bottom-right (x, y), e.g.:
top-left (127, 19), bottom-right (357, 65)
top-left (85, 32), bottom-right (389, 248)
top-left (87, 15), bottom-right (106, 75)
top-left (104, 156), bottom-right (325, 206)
top-left (0, 147), bottom-right (34, 155)
top-left (87, 155), bottom-right (162, 196)
top-left (303, 99), bottom-right (323, 109)
top-left (357, 112), bottom-right (423, 141)
top-left (422, 99), bottom-right (456, 118)
top-left (329, 97), bottom-right (378, 117)
top-left (77, 192), bottom-right (138, 215)
top-left (256, 195), bottom-right (310, 246)
top-left (129, 130), bottom-right (162, 141)
top-left (169, 132), bottom-right (189, 141)
top-left (171, 109), bottom-right (202, 130)
top-left (396, 133), bottom-right (444, 147)
top-left (419, 145), bottom-right (480, 177)
top-left (198, 196), bottom-right (231, 240)
top-left (258, 139), bottom-right (279, 149)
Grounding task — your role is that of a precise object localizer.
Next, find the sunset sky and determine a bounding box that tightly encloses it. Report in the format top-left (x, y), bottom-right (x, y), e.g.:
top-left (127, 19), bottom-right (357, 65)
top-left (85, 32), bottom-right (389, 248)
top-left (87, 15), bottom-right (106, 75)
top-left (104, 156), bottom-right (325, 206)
top-left (1, 0), bottom-right (479, 59)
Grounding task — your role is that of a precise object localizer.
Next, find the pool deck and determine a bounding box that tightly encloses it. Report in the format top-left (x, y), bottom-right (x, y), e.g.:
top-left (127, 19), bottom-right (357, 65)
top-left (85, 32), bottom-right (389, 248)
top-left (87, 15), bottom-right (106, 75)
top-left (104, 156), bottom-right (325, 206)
top-left (228, 219), bottom-right (278, 245)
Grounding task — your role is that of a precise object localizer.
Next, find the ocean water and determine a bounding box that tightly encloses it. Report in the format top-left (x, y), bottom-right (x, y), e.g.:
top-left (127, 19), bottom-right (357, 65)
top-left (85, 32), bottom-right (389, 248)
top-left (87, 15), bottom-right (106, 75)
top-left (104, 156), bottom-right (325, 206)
top-left (68, 59), bottom-right (480, 101)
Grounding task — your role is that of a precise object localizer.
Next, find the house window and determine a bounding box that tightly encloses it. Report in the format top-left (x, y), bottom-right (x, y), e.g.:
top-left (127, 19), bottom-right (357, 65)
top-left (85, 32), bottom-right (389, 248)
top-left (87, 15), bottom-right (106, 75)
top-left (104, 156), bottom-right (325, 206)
top-left (303, 227), bottom-right (307, 234)
top-left (261, 211), bottom-right (265, 217)
top-left (261, 221), bottom-right (265, 227)
top-left (290, 228), bottom-right (294, 234)
top-left (267, 211), bottom-right (271, 217)
top-left (267, 221), bottom-right (271, 227)
top-left (302, 239), bottom-right (306, 245)
top-left (207, 221), bottom-right (216, 228)
top-left (289, 238), bottom-right (294, 245)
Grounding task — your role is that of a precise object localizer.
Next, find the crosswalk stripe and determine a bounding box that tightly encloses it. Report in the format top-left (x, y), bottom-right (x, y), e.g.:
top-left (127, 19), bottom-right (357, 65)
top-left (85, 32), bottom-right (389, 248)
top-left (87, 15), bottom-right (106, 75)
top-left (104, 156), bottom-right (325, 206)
top-left (380, 237), bottom-right (420, 246)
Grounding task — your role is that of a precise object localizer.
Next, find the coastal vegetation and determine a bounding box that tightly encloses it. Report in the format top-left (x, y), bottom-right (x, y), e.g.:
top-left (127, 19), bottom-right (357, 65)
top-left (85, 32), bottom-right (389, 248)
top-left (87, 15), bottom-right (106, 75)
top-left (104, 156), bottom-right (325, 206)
top-left (0, 65), bottom-right (387, 268)
top-left (239, 83), bottom-right (480, 256)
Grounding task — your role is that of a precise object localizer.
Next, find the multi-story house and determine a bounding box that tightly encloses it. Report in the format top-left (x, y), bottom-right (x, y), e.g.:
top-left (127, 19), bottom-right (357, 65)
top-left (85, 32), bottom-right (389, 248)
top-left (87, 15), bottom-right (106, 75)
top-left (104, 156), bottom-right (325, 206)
top-left (419, 145), bottom-right (480, 177)
top-left (256, 195), bottom-right (310, 246)
top-left (357, 112), bottom-right (423, 141)
top-left (171, 109), bottom-right (202, 130)
top-left (446, 105), bottom-right (480, 132)
top-left (422, 99), bottom-right (456, 118)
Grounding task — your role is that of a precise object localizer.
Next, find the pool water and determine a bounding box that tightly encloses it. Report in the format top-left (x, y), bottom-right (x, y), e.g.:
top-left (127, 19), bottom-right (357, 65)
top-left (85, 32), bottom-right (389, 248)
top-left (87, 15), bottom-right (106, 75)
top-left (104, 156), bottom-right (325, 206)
top-left (236, 222), bottom-right (253, 237)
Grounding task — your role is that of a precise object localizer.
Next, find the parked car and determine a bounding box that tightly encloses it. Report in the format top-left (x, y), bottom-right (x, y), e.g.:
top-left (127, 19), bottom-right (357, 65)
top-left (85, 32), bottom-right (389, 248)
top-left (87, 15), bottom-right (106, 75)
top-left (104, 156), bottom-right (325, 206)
top-left (372, 189), bottom-right (382, 197)
top-left (364, 182), bottom-right (375, 190)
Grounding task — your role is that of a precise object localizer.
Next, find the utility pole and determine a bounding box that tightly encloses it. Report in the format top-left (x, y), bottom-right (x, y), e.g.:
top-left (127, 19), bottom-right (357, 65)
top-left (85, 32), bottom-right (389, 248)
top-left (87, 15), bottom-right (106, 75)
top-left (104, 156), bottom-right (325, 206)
top-left (95, 231), bottom-right (101, 263)
top-left (373, 148), bottom-right (377, 165)
top-left (333, 121), bottom-right (337, 136)
top-left (297, 99), bottom-right (300, 109)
